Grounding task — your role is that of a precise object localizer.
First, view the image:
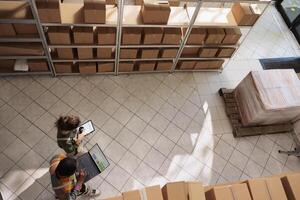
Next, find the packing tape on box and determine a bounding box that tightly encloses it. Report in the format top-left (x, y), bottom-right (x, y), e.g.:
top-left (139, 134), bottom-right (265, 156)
top-left (139, 188), bottom-right (148, 200)
top-left (229, 186), bottom-right (239, 200)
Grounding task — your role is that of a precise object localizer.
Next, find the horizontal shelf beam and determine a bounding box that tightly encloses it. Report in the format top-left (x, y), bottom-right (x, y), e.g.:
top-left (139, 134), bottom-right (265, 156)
top-left (0, 38), bottom-right (42, 42)
top-left (52, 59), bottom-right (115, 62)
top-left (0, 55), bottom-right (47, 59)
top-left (55, 72), bottom-right (115, 76)
top-left (49, 45), bottom-right (116, 48)
top-left (121, 45), bottom-right (180, 48)
top-left (118, 70), bottom-right (170, 74)
top-left (179, 57), bottom-right (227, 60)
top-left (120, 58), bottom-right (173, 61)
top-left (0, 19), bottom-right (36, 24)
top-left (42, 23), bottom-right (117, 27)
top-left (0, 71), bottom-right (52, 76)
top-left (175, 69), bottom-right (222, 72)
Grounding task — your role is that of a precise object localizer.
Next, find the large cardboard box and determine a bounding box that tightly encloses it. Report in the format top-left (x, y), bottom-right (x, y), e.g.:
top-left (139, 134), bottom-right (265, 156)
top-left (217, 48), bottom-right (235, 58)
top-left (206, 183), bottom-right (251, 200)
top-left (103, 196), bottom-right (123, 200)
top-left (77, 48), bottom-right (94, 59)
top-left (199, 48), bottom-right (219, 58)
top-left (162, 182), bottom-right (187, 200)
top-left (28, 60), bottom-right (48, 72)
top-left (194, 60), bottom-right (224, 69)
top-left (97, 48), bottom-right (113, 59)
top-left (0, 44), bottom-right (44, 56)
top-left (162, 28), bottom-right (182, 44)
top-left (120, 49), bottom-right (138, 59)
top-left (139, 62), bottom-right (156, 71)
top-left (222, 28), bottom-right (242, 44)
top-left (161, 49), bottom-right (178, 58)
top-left (281, 173), bottom-right (300, 200)
top-left (106, 0), bottom-right (117, 5)
top-left (169, 0), bottom-right (180, 6)
top-left (187, 182), bottom-right (206, 200)
top-left (181, 47), bottom-right (199, 57)
top-left (36, 1), bottom-right (61, 23)
top-left (231, 3), bottom-right (260, 26)
top-left (143, 28), bottom-right (163, 44)
top-left (0, 60), bottom-right (14, 73)
top-left (141, 49), bottom-right (159, 58)
top-left (97, 27), bottom-right (116, 45)
top-left (0, 24), bottom-right (16, 37)
top-left (79, 62), bottom-right (97, 74)
top-left (54, 63), bottom-right (73, 73)
top-left (179, 61), bottom-right (196, 70)
top-left (185, 28), bottom-right (207, 45)
top-left (205, 28), bottom-right (225, 44)
top-left (57, 48), bottom-right (74, 59)
top-left (119, 62), bottom-right (134, 72)
top-left (73, 27), bottom-right (94, 44)
top-left (142, 185), bottom-right (164, 200)
top-left (13, 24), bottom-right (38, 35)
top-left (122, 28), bottom-right (142, 45)
top-left (84, 0), bottom-right (106, 24)
top-left (0, 1), bottom-right (32, 19)
top-left (98, 62), bottom-right (114, 72)
top-left (157, 61), bottom-right (173, 71)
top-left (141, 2), bottom-right (171, 24)
top-left (122, 190), bottom-right (141, 200)
top-left (47, 27), bottom-right (71, 44)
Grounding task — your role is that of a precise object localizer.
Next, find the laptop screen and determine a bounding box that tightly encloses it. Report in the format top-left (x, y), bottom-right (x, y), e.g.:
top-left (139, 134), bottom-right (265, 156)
top-left (89, 144), bottom-right (110, 172)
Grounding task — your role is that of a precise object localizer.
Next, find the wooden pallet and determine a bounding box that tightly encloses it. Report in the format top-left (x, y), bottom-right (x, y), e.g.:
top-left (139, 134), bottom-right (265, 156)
top-left (218, 88), bottom-right (293, 137)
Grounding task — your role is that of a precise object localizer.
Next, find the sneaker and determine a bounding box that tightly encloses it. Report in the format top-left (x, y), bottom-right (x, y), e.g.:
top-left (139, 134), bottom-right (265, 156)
top-left (83, 186), bottom-right (101, 197)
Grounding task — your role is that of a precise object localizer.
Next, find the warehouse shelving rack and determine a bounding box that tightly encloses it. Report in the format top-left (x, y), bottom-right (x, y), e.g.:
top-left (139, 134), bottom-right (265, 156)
top-left (0, 0), bottom-right (272, 76)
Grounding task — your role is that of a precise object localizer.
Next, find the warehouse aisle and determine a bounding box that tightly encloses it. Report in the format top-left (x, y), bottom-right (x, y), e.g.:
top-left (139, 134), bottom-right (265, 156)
top-left (0, 4), bottom-right (300, 200)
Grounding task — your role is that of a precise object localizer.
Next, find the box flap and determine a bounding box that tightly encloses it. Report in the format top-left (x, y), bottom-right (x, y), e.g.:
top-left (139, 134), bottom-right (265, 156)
top-left (187, 182), bottom-right (205, 200)
top-left (122, 190), bottom-right (141, 200)
top-left (162, 182), bottom-right (187, 200)
top-left (144, 185), bottom-right (163, 200)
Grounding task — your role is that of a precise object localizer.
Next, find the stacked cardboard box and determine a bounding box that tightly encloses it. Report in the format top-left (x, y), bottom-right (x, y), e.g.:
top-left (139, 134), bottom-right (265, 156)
top-left (97, 27), bottom-right (116, 45)
top-left (143, 28), bottom-right (163, 44)
top-left (181, 48), bottom-right (199, 57)
top-left (54, 63), bottom-right (73, 73)
top-left (199, 48), bottom-right (219, 58)
top-left (0, 60), bottom-right (15, 73)
top-left (235, 69), bottom-right (300, 126)
top-left (217, 48), bottom-right (235, 58)
top-left (79, 62), bottom-right (97, 74)
top-left (0, 24), bottom-right (16, 37)
top-left (119, 62), bottom-right (134, 72)
top-left (0, 43), bottom-right (44, 56)
top-left (179, 61), bottom-right (196, 70)
top-left (98, 62), bottom-right (114, 72)
top-left (163, 181), bottom-right (206, 200)
top-left (161, 49), bottom-right (178, 58)
top-left (185, 28), bottom-right (207, 45)
top-left (13, 24), bottom-right (38, 36)
top-left (205, 28), bottom-right (225, 44)
top-left (120, 49), bottom-right (138, 59)
top-left (162, 28), bottom-right (182, 44)
top-left (157, 61), bottom-right (173, 71)
top-left (47, 27), bottom-right (71, 44)
top-left (122, 28), bottom-right (142, 45)
top-left (141, 49), bottom-right (159, 58)
top-left (77, 48), bottom-right (94, 59)
top-left (138, 61), bottom-right (156, 71)
top-left (97, 48), bottom-right (113, 59)
top-left (222, 28), bottom-right (242, 44)
top-left (231, 3), bottom-right (261, 26)
top-left (57, 48), bottom-right (74, 59)
top-left (73, 27), bottom-right (94, 44)
top-left (36, 0), bottom-right (61, 23)
top-left (194, 60), bottom-right (224, 70)
top-left (206, 183), bottom-right (251, 200)
top-left (84, 0), bottom-right (106, 24)
top-left (28, 60), bottom-right (48, 72)
top-left (141, 1), bottom-right (171, 24)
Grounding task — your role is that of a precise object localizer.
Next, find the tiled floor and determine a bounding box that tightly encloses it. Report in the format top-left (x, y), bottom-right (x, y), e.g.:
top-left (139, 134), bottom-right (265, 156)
top-left (1, 4), bottom-right (300, 200)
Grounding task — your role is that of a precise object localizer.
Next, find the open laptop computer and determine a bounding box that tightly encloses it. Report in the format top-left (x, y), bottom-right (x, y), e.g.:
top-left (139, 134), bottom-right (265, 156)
top-left (77, 144), bottom-right (110, 182)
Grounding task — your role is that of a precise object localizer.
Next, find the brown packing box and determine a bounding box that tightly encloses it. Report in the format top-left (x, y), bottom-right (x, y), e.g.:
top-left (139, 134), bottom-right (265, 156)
top-left (217, 48), bottom-right (235, 58)
top-left (79, 62), bottom-right (97, 74)
top-left (205, 28), bottom-right (225, 44)
top-left (106, 0), bottom-right (117, 5)
top-left (184, 28), bottom-right (207, 45)
top-left (13, 24), bottom-right (38, 35)
top-left (231, 3), bottom-right (260, 26)
top-left (143, 185), bottom-right (164, 200)
top-left (179, 61), bottom-right (196, 70)
top-left (135, 0), bottom-right (143, 5)
top-left (181, 48), bottom-right (199, 57)
top-left (141, 2), bottom-right (171, 24)
top-left (97, 27), bottom-right (116, 45)
top-left (162, 28), bottom-right (182, 44)
top-left (120, 49), bottom-right (138, 59)
top-left (206, 183), bottom-right (251, 200)
top-left (84, 0), bottom-right (106, 24)
top-left (0, 43), bottom-right (44, 56)
top-left (122, 190), bottom-right (141, 200)
top-left (187, 182), bottom-right (206, 200)
top-left (0, 60), bottom-right (15, 73)
top-left (281, 174), bottom-right (300, 200)
top-left (246, 178), bottom-right (288, 200)
top-left (169, 0), bottom-right (180, 6)
top-left (161, 49), bottom-right (178, 58)
top-left (139, 62), bottom-right (156, 71)
top-left (222, 28), bottom-right (242, 44)
top-left (57, 48), bottom-right (74, 59)
top-left (141, 49), bottom-right (159, 59)
top-left (55, 63), bottom-right (73, 73)
top-left (157, 61), bottom-right (173, 71)
top-left (97, 48), bottom-right (113, 59)
top-left (0, 24), bottom-right (16, 37)
top-left (103, 196), bottom-right (123, 200)
top-left (36, 1), bottom-right (61, 23)
top-left (47, 27), bottom-right (71, 44)
top-left (98, 62), bottom-right (114, 72)
top-left (77, 48), bottom-right (94, 59)
top-left (199, 48), bottom-right (219, 58)
top-left (162, 181), bottom-right (187, 200)
top-left (28, 60), bottom-right (48, 72)
top-left (143, 28), bottom-right (163, 44)
top-left (122, 28), bottom-right (142, 45)
top-left (73, 27), bottom-right (94, 44)
top-left (194, 60), bottom-right (224, 69)
top-left (119, 62), bottom-right (134, 72)
top-left (0, 1), bottom-right (32, 19)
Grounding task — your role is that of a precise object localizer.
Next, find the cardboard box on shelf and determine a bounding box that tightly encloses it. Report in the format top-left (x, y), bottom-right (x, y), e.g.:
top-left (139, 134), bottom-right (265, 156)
top-left (231, 3), bottom-right (260, 26)
top-left (122, 28), bottom-right (142, 45)
top-left (194, 60), bottom-right (224, 70)
top-left (141, 1), bottom-right (171, 24)
top-left (13, 24), bottom-right (38, 35)
top-left (161, 48), bottom-right (178, 58)
top-left (103, 196), bottom-right (123, 200)
top-left (181, 47), bottom-right (199, 57)
top-left (0, 60), bottom-right (14, 73)
top-left (199, 48), bottom-right (219, 58)
top-left (122, 190), bottom-right (141, 200)
top-left (79, 62), bottom-right (97, 74)
top-left (0, 43), bottom-right (44, 56)
top-left (222, 28), bottom-right (242, 44)
top-left (169, 0), bottom-right (180, 6)
top-left (97, 27), bottom-right (116, 45)
top-left (106, 0), bottom-right (117, 5)
top-left (36, 1), bottom-right (61, 23)
top-left (217, 48), bottom-right (235, 58)
top-left (54, 62), bottom-right (73, 73)
top-left (120, 49), bottom-right (138, 59)
top-left (97, 48), bottom-right (113, 59)
top-left (0, 24), bottom-right (16, 37)
top-left (28, 60), bottom-right (48, 72)
top-left (135, 0), bottom-right (143, 5)
top-left (281, 173), bottom-right (300, 200)
top-left (205, 28), bottom-right (225, 44)
top-left (179, 61), bottom-right (196, 70)
top-left (162, 28), bottom-right (182, 44)
top-left (73, 27), bottom-right (94, 44)
top-left (98, 62), bottom-right (114, 72)
top-left (206, 183), bottom-right (251, 200)
top-left (119, 62), bottom-right (134, 72)
top-left (138, 61), bottom-right (156, 71)
top-left (57, 48), bottom-right (74, 59)
top-left (47, 27), bottom-right (71, 45)
top-left (0, 1), bottom-right (32, 19)
top-left (143, 27), bottom-right (163, 44)
top-left (184, 28), bottom-right (207, 45)
top-left (84, 0), bottom-right (106, 24)
top-left (141, 49), bottom-right (159, 58)
top-left (157, 61), bottom-right (173, 71)
top-left (77, 48), bottom-right (94, 59)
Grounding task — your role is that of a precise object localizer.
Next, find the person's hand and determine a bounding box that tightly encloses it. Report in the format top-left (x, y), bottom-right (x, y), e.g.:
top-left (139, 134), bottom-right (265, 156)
top-left (76, 133), bottom-right (85, 145)
top-left (77, 169), bottom-right (87, 183)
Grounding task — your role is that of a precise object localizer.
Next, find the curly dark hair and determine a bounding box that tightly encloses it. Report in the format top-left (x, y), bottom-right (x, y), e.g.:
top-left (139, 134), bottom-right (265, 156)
top-left (55, 115), bottom-right (81, 131)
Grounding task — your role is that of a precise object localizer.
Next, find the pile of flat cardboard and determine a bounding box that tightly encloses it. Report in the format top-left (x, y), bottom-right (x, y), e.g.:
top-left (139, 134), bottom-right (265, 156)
top-left (235, 69), bottom-right (300, 126)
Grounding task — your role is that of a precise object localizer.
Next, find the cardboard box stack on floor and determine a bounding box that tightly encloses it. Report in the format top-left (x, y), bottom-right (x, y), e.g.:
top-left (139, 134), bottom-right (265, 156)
top-left (77, 48), bottom-right (94, 59)
top-left (141, 0), bottom-right (171, 24)
top-left (178, 61), bottom-right (196, 70)
top-left (235, 69), bottom-right (300, 126)
top-left (36, 0), bottom-right (61, 23)
top-left (84, 0), bottom-right (106, 24)
top-left (231, 3), bottom-right (261, 26)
